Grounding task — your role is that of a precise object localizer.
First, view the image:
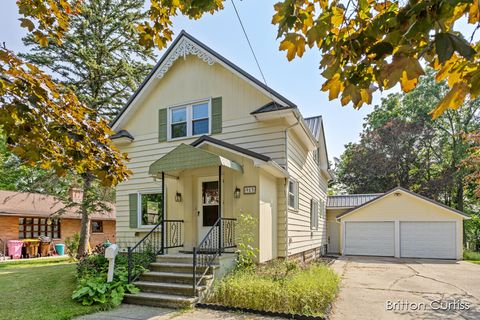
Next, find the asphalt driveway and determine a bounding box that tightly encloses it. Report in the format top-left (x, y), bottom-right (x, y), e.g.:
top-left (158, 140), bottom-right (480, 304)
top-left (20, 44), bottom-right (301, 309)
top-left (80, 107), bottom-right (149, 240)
top-left (329, 256), bottom-right (480, 320)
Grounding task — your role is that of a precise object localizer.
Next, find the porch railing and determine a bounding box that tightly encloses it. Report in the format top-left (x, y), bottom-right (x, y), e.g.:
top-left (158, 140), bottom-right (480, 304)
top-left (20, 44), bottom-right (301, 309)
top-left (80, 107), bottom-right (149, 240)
top-left (127, 219), bottom-right (184, 283)
top-left (0, 239), bottom-right (5, 261)
top-left (192, 217), bottom-right (236, 295)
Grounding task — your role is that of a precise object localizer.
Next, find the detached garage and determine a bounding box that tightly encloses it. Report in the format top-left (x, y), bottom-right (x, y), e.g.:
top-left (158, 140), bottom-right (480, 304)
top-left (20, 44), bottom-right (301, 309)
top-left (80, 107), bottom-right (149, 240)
top-left (334, 187), bottom-right (470, 260)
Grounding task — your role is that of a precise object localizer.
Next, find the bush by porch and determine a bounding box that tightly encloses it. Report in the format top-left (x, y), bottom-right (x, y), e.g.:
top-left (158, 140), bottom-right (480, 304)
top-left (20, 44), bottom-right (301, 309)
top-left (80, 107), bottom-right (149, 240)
top-left (207, 260), bottom-right (340, 317)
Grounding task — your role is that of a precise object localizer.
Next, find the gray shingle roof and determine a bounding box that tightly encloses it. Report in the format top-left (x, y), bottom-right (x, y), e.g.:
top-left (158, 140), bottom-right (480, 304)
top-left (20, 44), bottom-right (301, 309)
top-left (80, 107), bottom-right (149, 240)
top-left (110, 130), bottom-right (134, 140)
top-left (250, 102), bottom-right (295, 114)
top-left (327, 193), bottom-right (383, 208)
top-left (304, 116), bottom-right (322, 140)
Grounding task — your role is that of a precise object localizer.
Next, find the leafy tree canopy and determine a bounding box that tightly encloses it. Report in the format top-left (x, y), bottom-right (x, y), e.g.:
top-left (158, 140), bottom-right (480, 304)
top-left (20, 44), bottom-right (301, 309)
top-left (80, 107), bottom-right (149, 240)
top-left (334, 71), bottom-right (480, 211)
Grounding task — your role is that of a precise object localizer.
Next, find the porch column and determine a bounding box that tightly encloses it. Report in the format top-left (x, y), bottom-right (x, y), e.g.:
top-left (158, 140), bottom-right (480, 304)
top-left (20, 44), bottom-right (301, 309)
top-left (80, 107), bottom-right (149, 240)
top-left (161, 171), bottom-right (165, 254)
top-left (218, 165), bottom-right (222, 256)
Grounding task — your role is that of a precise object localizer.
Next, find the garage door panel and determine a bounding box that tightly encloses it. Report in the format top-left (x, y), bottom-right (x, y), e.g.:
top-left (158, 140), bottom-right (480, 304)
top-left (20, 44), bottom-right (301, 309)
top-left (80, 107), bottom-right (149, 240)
top-left (400, 222), bottom-right (456, 259)
top-left (345, 222), bottom-right (394, 257)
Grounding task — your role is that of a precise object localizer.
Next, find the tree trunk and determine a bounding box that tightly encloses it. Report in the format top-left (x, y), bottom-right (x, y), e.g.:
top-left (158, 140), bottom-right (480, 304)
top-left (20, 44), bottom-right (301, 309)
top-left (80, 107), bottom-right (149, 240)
top-left (455, 177), bottom-right (464, 212)
top-left (77, 173), bottom-right (93, 257)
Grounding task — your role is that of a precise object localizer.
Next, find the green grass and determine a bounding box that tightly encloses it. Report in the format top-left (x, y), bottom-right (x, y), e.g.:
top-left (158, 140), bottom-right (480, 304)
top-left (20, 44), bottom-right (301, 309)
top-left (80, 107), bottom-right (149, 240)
top-left (464, 251), bottom-right (480, 264)
top-left (0, 257), bottom-right (71, 269)
top-left (208, 261), bottom-right (340, 316)
top-left (0, 260), bottom-right (102, 320)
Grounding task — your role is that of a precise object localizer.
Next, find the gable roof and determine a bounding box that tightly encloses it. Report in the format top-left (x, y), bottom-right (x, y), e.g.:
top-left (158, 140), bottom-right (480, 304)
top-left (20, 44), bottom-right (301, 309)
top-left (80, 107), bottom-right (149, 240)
top-left (0, 190), bottom-right (115, 220)
top-left (110, 130), bottom-right (134, 140)
top-left (251, 102), bottom-right (295, 114)
top-left (111, 30), bottom-right (297, 129)
top-left (191, 135), bottom-right (271, 162)
top-left (336, 187), bottom-right (470, 219)
top-left (327, 193), bottom-right (383, 208)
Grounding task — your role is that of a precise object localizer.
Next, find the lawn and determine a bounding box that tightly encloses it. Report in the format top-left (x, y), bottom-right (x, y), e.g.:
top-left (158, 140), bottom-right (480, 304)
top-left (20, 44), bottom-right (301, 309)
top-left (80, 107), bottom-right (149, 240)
top-left (0, 258), bottom-right (102, 320)
top-left (208, 260), bottom-right (340, 316)
top-left (464, 251), bottom-right (480, 264)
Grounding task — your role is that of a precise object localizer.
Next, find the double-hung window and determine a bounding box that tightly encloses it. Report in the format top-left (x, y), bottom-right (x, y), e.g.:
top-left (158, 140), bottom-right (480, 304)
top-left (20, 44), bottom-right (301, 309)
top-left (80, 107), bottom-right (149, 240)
top-left (169, 100), bottom-right (210, 140)
top-left (138, 192), bottom-right (163, 227)
top-left (288, 180), bottom-right (298, 210)
top-left (310, 199), bottom-right (319, 230)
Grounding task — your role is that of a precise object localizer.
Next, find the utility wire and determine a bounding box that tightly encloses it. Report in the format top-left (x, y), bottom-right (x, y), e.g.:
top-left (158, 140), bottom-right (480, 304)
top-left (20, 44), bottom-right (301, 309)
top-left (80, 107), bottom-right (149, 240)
top-left (230, 0), bottom-right (277, 107)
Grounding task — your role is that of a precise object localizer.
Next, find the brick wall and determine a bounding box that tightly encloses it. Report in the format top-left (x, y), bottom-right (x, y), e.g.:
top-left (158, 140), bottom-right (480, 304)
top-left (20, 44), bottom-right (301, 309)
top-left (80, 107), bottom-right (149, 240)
top-left (0, 216), bottom-right (116, 251)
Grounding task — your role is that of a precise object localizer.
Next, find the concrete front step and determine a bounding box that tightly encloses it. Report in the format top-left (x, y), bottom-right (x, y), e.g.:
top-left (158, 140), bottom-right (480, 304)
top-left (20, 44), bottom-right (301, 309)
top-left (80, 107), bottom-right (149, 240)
top-left (156, 254), bottom-right (194, 264)
top-left (149, 262), bottom-right (217, 274)
top-left (140, 271), bottom-right (213, 285)
top-left (134, 281), bottom-right (206, 296)
top-left (123, 292), bottom-right (198, 308)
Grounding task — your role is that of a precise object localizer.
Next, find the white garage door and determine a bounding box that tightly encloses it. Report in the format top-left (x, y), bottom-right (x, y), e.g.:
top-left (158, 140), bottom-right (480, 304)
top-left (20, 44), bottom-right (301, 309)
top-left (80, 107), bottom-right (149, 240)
top-left (400, 222), bottom-right (456, 259)
top-left (345, 222), bottom-right (395, 256)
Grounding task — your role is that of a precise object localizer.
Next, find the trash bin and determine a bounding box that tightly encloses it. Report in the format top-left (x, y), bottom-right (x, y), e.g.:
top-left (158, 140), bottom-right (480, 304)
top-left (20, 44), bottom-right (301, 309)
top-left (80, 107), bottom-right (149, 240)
top-left (55, 243), bottom-right (65, 256)
top-left (39, 236), bottom-right (52, 257)
top-left (7, 240), bottom-right (23, 259)
top-left (23, 239), bottom-right (40, 258)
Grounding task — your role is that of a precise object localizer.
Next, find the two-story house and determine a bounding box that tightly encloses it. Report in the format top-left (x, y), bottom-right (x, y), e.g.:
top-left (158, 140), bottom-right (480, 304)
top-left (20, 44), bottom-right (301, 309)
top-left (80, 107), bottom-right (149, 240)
top-left (110, 31), bottom-right (469, 307)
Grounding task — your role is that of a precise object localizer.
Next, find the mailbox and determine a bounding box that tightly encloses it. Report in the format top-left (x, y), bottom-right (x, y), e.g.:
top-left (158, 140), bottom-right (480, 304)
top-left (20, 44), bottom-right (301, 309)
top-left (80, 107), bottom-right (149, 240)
top-left (104, 244), bottom-right (119, 282)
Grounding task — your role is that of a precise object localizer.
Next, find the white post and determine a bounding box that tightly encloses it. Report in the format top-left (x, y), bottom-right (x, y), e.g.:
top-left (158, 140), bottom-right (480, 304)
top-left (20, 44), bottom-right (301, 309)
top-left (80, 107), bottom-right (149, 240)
top-left (105, 244), bottom-right (119, 283)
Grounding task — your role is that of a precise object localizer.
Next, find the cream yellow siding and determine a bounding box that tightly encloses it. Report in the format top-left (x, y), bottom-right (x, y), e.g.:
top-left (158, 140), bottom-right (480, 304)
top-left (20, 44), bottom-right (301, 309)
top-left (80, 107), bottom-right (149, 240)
top-left (338, 190), bottom-right (465, 259)
top-left (115, 55), bottom-right (288, 249)
top-left (285, 130), bottom-right (328, 256)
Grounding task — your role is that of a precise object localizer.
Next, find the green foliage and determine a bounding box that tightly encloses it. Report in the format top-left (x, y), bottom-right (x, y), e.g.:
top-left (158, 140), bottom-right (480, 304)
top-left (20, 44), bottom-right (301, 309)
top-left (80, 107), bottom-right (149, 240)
top-left (463, 250), bottom-right (480, 264)
top-left (72, 267), bottom-right (139, 307)
top-left (73, 250), bottom-right (149, 307)
top-left (0, 262), bottom-right (102, 320)
top-left (208, 260), bottom-right (339, 316)
top-left (334, 71), bottom-right (480, 212)
top-left (20, 0), bottom-right (155, 120)
top-left (465, 214), bottom-right (480, 252)
top-left (65, 232), bottom-right (81, 260)
top-left (235, 212), bottom-right (259, 270)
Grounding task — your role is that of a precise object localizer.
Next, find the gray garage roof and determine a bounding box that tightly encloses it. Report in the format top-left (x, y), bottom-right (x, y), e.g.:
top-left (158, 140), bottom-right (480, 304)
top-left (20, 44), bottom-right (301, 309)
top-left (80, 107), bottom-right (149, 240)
top-left (327, 193), bottom-right (383, 208)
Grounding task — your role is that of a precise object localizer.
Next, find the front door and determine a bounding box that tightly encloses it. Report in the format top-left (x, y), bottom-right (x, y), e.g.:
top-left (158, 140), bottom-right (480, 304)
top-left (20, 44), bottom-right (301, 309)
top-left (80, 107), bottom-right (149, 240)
top-left (197, 178), bottom-right (220, 243)
top-left (327, 221), bottom-right (340, 253)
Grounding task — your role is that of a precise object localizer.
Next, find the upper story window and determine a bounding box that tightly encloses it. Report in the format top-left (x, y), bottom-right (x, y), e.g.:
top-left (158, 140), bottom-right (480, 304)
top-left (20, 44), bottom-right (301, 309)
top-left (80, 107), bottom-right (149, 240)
top-left (169, 100), bottom-right (210, 140)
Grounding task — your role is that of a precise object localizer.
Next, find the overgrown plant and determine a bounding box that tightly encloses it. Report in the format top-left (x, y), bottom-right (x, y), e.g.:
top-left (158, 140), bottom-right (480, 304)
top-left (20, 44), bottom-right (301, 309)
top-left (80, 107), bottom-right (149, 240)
top-left (235, 212), bottom-right (259, 270)
top-left (209, 260), bottom-right (340, 316)
top-left (64, 232), bottom-right (80, 261)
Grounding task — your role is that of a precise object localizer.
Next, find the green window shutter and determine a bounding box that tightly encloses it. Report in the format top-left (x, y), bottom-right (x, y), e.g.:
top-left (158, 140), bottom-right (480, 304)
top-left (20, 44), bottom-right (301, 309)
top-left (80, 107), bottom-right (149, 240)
top-left (158, 108), bottom-right (168, 142)
top-left (211, 97), bottom-right (222, 134)
top-left (129, 193), bottom-right (138, 228)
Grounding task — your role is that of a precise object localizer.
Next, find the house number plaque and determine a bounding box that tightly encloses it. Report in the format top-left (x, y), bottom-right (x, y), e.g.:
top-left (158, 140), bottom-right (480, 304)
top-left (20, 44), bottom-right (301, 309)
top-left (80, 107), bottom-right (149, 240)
top-left (243, 186), bottom-right (256, 195)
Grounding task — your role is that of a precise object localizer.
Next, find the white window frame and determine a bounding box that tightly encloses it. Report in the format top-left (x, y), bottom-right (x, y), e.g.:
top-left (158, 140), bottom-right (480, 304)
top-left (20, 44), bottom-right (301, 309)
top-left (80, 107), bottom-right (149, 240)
top-left (288, 179), bottom-right (299, 210)
top-left (137, 189), bottom-right (165, 228)
top-left (167, 98), bottom-right (212, 141)
top-left (310, 199), bottom-right (319, 230)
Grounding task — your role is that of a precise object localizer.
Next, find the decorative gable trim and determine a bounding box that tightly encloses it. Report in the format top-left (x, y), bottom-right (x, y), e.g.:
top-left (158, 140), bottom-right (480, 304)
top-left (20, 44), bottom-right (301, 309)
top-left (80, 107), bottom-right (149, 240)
top-left (110, 30), bottom-right (298, 131)
top-left (154, 37), bottom-right (216, 79)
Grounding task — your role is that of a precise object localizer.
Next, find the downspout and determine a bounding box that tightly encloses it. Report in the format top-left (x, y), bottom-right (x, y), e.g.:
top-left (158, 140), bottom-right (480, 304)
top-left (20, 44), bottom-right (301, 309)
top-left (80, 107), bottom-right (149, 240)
top-left (284, 120), bottom-right (299, 259)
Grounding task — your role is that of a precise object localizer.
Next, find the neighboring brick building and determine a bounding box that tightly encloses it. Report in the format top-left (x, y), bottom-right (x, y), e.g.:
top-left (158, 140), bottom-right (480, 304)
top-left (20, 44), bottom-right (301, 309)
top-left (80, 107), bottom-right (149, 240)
top-left (0, 190), bottom-right (116, 254)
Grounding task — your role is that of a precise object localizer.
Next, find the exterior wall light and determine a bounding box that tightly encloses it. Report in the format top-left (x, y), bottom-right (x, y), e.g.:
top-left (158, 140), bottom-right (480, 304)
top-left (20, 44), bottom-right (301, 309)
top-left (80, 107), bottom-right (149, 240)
top-left (234, 187), bottom-right (241, 199)
top-left (175, 192), bottom-right (182, 202)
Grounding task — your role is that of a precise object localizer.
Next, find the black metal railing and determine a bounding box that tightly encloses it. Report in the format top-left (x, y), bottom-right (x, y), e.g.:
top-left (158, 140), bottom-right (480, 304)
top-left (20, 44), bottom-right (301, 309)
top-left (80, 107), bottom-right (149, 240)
top-left (127, 219), bottom-right (184, 283)
top-left (192, 217), bottom-right (236, 295)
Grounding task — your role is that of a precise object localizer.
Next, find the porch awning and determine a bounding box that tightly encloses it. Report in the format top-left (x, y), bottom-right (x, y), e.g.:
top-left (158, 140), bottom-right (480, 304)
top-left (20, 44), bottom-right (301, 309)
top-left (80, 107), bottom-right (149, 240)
top-left (148, 143), bottom-right (243, 175)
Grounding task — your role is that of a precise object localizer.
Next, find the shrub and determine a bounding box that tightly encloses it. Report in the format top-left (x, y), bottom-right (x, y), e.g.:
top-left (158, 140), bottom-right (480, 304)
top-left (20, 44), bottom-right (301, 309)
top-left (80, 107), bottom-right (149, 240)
top-left (64, 232), bottom-right (80, 260)
top-left (73, 249), bottom-right (149, 307)
top-left (72, 266), bottom-right (139, 307)
top-left (464, 250), bottom-right (480, 261)
top-left (208, 261), bottom-right (340, 316)
top-left (235, 213), bottom-right (258, 270)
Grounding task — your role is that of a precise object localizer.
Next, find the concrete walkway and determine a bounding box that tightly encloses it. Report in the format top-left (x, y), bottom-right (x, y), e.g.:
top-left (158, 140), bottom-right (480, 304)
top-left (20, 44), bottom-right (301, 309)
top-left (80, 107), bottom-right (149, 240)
top-left (329, 256), bottom-right (480, 320)
top-left (75, 304), bottom-right (282, 320)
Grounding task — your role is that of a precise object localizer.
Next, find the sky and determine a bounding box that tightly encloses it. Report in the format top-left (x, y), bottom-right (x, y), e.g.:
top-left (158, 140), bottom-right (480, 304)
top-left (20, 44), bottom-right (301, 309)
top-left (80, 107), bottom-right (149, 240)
top-left (0, 0), bottom-right (398, 161)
